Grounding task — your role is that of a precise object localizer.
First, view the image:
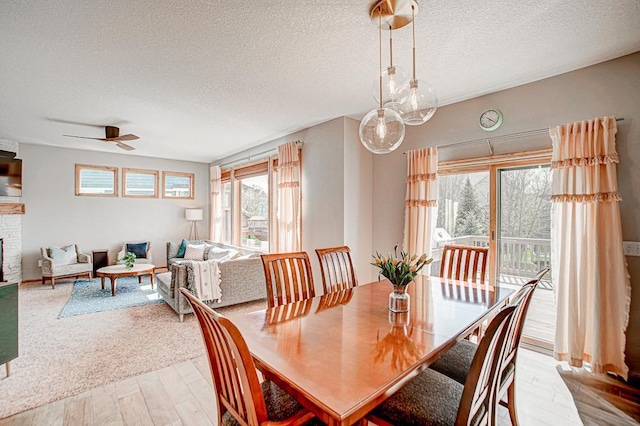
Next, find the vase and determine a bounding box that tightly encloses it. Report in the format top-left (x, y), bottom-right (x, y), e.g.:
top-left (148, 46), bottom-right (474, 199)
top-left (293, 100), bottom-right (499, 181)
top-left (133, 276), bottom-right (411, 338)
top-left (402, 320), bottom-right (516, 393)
top-left (389, 284), bottom-right (410, 313)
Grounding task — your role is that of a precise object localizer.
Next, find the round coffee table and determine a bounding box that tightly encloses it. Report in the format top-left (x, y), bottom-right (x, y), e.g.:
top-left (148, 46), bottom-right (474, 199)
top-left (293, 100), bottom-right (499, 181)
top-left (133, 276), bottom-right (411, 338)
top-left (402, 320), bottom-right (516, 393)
top-left (96, 264), bottom-right (155, 296)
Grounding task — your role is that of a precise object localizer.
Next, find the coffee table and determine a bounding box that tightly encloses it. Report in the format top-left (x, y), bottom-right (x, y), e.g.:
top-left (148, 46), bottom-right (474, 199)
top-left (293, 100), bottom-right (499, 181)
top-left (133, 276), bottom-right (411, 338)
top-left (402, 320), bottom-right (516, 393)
top-left (96, 264), bottom-right (155, 296)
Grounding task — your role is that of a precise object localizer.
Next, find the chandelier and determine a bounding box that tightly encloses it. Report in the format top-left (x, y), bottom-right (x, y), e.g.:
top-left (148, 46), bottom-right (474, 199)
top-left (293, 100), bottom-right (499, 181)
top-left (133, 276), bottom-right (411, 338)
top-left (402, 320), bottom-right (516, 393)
top-left (359, 0), bottom-right (438, 154)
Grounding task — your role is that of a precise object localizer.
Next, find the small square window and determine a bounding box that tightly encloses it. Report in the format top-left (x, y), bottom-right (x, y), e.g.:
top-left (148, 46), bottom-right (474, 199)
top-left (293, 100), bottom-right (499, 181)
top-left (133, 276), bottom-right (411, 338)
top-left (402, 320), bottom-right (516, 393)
top-left (75, 164), bottom-right (118, 196)
top-left (162, 171), bottom-right (194, 199)
top-left (123, 168), bottom-right (159, 198)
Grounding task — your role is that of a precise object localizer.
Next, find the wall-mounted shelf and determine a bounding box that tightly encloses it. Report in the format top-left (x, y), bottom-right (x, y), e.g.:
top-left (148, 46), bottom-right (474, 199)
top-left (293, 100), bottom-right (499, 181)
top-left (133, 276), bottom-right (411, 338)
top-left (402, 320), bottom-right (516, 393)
top-left (0, 204), bottom-right (25, 215)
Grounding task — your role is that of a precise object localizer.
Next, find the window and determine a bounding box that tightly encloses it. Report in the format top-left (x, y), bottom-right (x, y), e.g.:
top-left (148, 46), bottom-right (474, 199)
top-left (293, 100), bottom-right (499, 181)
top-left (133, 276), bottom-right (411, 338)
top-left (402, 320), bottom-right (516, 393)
top-left (75, 164), bottom-right (118, 196)
top-left (162, 171), bottom-right (194, 199)
top-left (218, 158), bottom-right (278, 251)
top-left (234, 161), bottom-right (270, 250)
top-left (239, 174), bottom-right (269, 250)
top-left (219, 150), bottom-right (300, 252)
top-left (123, 168), bottom-right (158, 198)
top-left (221, 178), bottom-right (232, 245)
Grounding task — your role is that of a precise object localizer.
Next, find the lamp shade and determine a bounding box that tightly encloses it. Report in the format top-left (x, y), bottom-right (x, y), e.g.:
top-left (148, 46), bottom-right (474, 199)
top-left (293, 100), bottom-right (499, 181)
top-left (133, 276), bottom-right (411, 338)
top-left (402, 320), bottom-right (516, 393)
top-left (185, 208), bottom-right (203, 221)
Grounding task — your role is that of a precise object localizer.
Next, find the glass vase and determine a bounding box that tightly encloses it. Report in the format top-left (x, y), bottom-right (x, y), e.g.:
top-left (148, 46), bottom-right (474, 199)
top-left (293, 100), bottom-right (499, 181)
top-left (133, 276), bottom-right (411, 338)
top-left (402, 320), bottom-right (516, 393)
top-left (389, 284), bottom-right (410, 313)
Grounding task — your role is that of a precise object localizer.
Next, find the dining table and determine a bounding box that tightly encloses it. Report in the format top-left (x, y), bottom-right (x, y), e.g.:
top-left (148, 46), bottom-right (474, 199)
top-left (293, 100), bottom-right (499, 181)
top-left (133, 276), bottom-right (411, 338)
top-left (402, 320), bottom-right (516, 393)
top-left (230, 274), bottom-right (513, 426)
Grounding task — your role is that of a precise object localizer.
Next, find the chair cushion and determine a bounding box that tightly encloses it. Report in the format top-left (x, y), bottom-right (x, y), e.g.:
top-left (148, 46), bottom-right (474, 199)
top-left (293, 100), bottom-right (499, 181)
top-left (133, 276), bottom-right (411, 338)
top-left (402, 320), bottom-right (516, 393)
top-left (50, 262), bottom-right (92, 277)
top-left (371, 368), bottom-right (464, 426)
top-left (184, 243), bottom-right (206, 261)
top-left (221, 380), bottom-right (320, 425)
top-left (429, 339), bottom-right (477, 385)
top-left (126, 242), bottom-right (148, 259)
top-left (49, 245), bottom-right (77, 265)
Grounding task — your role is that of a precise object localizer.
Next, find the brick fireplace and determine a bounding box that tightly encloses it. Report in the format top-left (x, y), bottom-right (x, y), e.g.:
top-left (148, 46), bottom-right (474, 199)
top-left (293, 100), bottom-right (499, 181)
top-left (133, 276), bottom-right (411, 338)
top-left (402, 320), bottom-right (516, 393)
top-left (0, 140), bottom-right (22, 283)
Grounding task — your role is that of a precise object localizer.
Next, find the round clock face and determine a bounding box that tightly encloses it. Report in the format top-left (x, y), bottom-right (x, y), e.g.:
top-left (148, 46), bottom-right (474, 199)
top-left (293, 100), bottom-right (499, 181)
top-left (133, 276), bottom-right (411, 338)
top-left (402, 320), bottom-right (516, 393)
top-left (479, 109), bottom-right (503, 131)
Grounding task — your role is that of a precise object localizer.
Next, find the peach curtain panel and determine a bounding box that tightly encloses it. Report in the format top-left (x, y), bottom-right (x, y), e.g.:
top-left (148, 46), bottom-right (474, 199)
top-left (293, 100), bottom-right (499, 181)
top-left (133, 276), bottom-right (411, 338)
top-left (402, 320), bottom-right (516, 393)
top-left (550, 116), bottom-right (630, 380)
top-left (277, 142), bottom-right (301, 252)
top-left (403, 147), bottom-right (438, 266)
top-left (209, 165), bottom-right (222, 242)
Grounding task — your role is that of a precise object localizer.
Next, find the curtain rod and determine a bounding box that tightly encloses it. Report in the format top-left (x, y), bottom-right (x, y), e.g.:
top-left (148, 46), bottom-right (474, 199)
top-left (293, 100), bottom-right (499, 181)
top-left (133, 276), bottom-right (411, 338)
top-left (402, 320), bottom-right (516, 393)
top-left (406, 117), bottom-right (625, 154)
top-left (217, 140), bottom-right (304, 168)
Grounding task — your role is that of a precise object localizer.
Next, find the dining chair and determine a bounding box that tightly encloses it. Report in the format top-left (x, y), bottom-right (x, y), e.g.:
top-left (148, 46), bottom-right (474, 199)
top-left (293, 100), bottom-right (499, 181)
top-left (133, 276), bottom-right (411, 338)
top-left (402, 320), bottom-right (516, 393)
top-left (261, 252), bottom-right (315, 308)
top-left (367, 305), bottom-right (517, 426)
top-left (180, 288), bottom-right (318, 426)
top-left (315, 246), bottom-right (358, 294)
top-left (440, 244), bottom-right (489, 284)
top-left (428, 268), bottom-right (550, 425)
top-left (440, 244), bottom-right (490, 339)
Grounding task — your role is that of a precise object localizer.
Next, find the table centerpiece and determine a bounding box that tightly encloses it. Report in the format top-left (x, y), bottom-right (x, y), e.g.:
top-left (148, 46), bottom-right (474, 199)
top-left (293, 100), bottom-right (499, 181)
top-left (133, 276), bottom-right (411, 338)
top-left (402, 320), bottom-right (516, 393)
top-left (371, 244), bottom-right (432, 313)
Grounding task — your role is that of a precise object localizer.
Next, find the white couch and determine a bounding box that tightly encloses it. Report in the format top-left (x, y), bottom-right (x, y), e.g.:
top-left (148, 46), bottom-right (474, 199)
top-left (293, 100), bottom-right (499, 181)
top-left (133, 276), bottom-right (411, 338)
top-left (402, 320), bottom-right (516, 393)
top-left (157, 241), bottom-right (266, 321)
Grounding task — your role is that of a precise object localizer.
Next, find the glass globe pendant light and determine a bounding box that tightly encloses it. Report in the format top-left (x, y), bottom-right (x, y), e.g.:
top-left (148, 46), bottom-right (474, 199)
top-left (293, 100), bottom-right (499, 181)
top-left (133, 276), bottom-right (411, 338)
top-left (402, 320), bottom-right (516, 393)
top-left (360, 9), bottom-right (406, 154)
top-left (372, 27), bottom-right (409, 109)
top-left (397, 4), bottom-right (438, 125)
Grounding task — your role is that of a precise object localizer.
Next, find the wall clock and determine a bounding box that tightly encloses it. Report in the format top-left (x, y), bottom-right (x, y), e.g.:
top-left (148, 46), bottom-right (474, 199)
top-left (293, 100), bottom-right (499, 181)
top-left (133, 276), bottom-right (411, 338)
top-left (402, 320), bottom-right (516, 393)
top-left (479, 109), bottom-right (503, 131)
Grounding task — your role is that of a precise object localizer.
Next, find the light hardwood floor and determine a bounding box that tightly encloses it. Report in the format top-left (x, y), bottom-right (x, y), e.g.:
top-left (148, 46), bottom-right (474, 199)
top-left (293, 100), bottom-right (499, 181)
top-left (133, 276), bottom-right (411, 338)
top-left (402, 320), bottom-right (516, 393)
top-left (2, 349), bottom-right (638, 426)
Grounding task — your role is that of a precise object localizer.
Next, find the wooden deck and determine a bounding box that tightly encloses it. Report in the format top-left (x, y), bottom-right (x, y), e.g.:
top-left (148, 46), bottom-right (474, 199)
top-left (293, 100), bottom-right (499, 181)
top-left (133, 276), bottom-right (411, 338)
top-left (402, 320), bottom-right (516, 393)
top-left (499, 275), bottom-right (556, 349)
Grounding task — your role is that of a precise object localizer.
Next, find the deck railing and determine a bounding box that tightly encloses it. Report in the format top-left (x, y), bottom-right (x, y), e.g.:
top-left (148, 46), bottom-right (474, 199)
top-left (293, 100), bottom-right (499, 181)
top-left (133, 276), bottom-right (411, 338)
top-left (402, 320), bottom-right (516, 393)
top-left (433, 235), bottom-right (551, 279)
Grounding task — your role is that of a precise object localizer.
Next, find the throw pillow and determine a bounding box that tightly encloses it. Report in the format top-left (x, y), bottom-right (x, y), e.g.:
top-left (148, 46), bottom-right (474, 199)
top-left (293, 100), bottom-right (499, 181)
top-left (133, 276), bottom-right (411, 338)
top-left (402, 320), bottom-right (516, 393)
top-left (184, 243), bottom-right (206, 261)
top-left (176, 239), bottom-right (189, 258)
top-left (207, 247), bottom-right (238, 261)
top-left (48, 245), bottom-right (78, 265)
top-left (126, 242), bottom-right (148, 259)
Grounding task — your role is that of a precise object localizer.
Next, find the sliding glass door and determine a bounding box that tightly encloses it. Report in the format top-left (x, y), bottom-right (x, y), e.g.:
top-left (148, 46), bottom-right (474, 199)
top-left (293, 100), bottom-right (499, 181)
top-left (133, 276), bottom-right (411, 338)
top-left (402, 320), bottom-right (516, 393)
top-left (434, 171), bottom-right (490, 277)
top-left (497, 165), bottom-right (554, 349)
top-left (436, 151), bottom-right (554, 351)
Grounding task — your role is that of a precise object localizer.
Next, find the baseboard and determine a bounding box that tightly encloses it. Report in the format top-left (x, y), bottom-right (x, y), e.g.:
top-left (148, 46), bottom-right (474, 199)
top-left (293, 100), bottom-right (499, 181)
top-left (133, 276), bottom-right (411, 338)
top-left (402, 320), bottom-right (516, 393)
top-left (520, 335), bottom-right (554, 353)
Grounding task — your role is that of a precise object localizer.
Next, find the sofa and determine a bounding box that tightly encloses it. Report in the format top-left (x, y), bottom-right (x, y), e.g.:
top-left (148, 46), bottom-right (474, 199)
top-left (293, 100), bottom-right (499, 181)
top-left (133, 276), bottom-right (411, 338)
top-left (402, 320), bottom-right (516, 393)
top-left (157, 241), bottom-right (267, 321)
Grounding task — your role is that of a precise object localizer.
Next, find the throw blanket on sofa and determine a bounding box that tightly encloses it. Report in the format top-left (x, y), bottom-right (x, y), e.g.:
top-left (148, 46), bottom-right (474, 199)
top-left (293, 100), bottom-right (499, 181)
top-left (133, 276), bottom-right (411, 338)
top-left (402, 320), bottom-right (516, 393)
top-left (186, 259), bottom-right (222, 303)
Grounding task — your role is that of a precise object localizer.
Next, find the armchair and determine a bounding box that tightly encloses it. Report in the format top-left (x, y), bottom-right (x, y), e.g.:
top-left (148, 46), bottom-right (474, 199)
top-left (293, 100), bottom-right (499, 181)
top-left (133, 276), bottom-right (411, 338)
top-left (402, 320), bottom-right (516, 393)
top-left (117, 241), bottom-right (153, 265)
top-left (40, 244), bottom-right (93, 289)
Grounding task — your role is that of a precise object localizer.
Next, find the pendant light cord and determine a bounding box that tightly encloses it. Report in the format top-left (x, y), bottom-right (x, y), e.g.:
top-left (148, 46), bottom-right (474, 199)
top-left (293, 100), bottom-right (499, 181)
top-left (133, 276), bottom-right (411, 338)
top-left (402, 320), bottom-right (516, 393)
top-left (411, 5), bottom-right (416, 80)
top-left (389, 25), bottom-right (394, 68)
top-left (378, 8), bottom-right (383, 109)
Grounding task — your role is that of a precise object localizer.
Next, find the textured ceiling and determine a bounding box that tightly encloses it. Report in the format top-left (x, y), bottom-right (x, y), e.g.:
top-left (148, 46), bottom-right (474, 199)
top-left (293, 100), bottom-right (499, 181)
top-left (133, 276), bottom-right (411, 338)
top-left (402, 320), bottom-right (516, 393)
top-left (1, 1), bottom-right (639, 163)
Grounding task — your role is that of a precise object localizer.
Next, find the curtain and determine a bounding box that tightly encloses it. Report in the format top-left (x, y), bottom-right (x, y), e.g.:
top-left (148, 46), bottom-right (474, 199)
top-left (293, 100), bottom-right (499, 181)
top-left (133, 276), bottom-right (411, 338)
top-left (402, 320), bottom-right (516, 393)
top-left (277, 142), bottom-right (301, 252)
top-left (403, 147), bottom-right (438, 268)
top-left (550, 116), bottom-right (630, 380)
top-left (209, 165), bottom-right (222, 242)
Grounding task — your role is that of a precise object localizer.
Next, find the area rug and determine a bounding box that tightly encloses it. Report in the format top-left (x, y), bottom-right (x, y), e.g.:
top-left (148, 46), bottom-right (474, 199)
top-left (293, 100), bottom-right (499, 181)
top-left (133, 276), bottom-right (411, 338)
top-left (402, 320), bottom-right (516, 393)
top-left (0, 279), bottom-right (266, 419)
top-left (58, 276), bottom-right (162, 318)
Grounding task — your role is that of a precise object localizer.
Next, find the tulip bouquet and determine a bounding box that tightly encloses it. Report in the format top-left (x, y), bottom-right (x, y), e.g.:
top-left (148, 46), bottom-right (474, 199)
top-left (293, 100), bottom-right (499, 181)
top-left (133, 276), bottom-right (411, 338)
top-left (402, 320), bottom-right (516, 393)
top-left (371, 244), bottom-right (433, 287)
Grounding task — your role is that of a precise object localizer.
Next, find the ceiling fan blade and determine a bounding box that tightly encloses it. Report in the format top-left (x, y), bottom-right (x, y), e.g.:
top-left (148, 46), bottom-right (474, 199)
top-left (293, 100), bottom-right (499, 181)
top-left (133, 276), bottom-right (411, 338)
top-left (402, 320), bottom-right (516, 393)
top-left (112, 134), bottom-right (139, 142)
top-left (116, 142), bottom-right (136, 151)
top-left (63, 134), bottom-right (108, 141)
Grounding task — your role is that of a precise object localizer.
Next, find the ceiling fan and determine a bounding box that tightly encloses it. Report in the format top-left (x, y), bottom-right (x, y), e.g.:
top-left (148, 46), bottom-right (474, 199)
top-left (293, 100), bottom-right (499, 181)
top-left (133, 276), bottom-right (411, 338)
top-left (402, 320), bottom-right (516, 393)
top-left (63, 126), bottom-right (140, 151)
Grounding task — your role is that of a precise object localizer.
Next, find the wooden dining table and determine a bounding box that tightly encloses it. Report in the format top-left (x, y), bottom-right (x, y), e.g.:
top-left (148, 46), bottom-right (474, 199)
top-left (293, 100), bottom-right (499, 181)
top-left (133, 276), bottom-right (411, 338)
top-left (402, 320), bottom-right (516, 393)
top-left (230, 274), bottom-right (513, 426)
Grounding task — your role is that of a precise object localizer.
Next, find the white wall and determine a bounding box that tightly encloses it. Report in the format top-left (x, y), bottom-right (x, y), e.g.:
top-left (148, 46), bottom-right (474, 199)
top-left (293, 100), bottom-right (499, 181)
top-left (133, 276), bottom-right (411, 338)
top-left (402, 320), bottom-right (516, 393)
top-left (371, 52), bottom-right (640, 377)
top-left (20, 144), bottom-right (210, 280)
top-left (212, 117), bottom-right (375, 292)
top-left (343, 117), bottom-right (374, 282)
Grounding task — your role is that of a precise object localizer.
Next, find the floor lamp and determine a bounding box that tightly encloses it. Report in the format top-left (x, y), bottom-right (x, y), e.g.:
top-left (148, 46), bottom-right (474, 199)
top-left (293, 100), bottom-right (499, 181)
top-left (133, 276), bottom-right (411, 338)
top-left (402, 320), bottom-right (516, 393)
top-left (185, 208), bottom-right (203, 240)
